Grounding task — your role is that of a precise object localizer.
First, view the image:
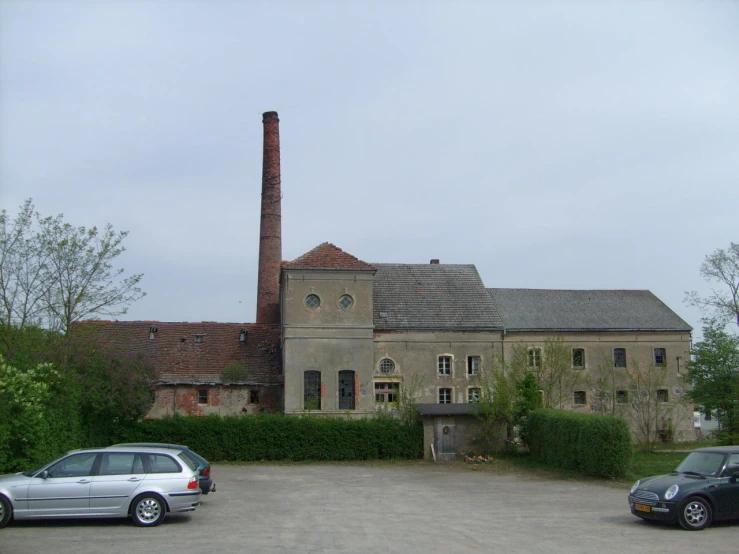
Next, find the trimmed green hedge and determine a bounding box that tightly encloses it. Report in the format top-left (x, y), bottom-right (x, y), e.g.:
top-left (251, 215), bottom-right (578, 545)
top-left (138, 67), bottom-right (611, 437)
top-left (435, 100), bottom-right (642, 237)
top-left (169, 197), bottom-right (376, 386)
top-left (119, 414), bottom-right (424, 462)
top-left (527, 409), bottom-right (632, 478)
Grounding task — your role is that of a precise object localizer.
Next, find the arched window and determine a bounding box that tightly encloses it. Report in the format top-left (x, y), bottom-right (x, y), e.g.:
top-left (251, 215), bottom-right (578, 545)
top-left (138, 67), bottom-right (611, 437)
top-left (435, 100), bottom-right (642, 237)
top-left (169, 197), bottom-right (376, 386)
top-left (304, 371), bottom-right (321, 410)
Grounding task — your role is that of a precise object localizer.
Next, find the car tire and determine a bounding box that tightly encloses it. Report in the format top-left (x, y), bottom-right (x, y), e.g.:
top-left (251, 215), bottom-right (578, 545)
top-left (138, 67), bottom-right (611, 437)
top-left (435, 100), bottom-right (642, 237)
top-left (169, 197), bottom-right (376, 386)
top-left (678, 497), bottom-right (712, 531)
top-left (0, 495), bottom-right (12, 529)
top-left (130, 493), bottom-right (166, 527)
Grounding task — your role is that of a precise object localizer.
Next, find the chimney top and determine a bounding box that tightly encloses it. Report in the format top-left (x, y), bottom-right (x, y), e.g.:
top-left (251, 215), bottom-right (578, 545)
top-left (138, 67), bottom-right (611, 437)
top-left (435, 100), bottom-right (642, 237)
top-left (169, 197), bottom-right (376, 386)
top-left (263, 111), bottom-right (279, 121)
top-left (430, 259), bottom-right (440, 265)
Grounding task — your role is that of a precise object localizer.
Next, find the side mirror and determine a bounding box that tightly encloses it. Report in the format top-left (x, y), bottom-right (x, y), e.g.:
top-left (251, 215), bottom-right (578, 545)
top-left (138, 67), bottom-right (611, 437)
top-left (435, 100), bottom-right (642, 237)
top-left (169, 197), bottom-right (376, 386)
top-left (38, 470), bottom-right (49, 479)
top-left (729, 472), bottom-right (739, 484)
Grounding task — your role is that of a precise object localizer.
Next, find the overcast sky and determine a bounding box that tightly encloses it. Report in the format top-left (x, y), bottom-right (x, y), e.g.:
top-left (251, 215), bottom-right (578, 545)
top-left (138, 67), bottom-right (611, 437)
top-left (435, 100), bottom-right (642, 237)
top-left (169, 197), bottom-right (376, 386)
top-left (1, 1), bottom-right (737, 335)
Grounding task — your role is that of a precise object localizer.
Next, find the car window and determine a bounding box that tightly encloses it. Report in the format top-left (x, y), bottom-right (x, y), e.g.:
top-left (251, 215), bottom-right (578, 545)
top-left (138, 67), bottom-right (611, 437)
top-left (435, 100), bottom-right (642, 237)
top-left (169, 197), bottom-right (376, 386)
top-left (722, 453), bottom-right (739, 476)
top-left (46, 453), bottom-right (98, 478)
top-left (145, 454), bottom-right (182, 473)
top-left (676, 452), bottom-right (726, 476)
top-left (178, 452), bottom-right (198, 472)
top-left (98, 453), bottom-right (143, 476)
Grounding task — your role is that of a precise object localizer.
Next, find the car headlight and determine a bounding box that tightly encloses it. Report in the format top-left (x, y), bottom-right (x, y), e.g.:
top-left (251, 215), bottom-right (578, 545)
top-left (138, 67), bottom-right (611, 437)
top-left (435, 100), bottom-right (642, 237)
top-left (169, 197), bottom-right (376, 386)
top-left (630, 480), bottom-right (641, 494)
top-left (664, 484), bottom-right (679, 500)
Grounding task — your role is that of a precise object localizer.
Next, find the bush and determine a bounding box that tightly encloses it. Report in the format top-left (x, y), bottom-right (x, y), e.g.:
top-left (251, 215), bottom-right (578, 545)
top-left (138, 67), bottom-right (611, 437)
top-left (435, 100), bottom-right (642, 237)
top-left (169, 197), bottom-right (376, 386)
top-left (527, 409), bottom-right (632, 478)
top-left (119, 414), bottom-right (424, 461)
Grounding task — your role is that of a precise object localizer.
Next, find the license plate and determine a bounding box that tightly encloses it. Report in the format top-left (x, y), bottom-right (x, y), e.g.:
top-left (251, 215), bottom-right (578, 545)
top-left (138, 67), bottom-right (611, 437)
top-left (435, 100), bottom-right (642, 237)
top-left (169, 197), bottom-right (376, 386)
top-left (635, 504), bottom-right (651, 513)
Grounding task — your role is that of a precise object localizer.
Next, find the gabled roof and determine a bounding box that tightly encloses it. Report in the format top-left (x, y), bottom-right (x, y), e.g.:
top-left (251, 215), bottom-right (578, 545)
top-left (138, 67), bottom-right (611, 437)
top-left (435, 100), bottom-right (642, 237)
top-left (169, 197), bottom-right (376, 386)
top-left (373, 264), bottom-right (502, 330)
top-left (71, 321), bottom-right (282, 384)
top-left (283, 242), bottom-right (375, 270)
top-left (487, 288), bottom-right (692, 332)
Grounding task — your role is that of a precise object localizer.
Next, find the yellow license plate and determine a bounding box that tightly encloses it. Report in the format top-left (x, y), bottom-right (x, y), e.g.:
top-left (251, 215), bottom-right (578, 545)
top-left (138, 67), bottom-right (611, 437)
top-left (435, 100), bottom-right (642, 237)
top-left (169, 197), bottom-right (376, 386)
top-left (635, 504), bottom-right (651, 513)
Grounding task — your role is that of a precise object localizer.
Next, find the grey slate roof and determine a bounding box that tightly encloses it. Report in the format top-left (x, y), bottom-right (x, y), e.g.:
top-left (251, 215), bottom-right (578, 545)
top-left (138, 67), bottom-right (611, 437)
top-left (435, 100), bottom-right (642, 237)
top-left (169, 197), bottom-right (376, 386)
top-left (487, 288), bottom-right (692, 332)
top-left (373, 264), bottom-right (502, 330)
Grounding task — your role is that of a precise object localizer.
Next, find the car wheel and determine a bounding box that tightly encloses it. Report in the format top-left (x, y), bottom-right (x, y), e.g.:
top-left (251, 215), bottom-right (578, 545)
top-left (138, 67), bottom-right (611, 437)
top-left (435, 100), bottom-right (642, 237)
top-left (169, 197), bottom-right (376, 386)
top-left (130, 493), bottom-right (166, 527)
top-left (0, 495), bottom-right (12, 529)
top-left (678, 497), bottom-right (712, 531)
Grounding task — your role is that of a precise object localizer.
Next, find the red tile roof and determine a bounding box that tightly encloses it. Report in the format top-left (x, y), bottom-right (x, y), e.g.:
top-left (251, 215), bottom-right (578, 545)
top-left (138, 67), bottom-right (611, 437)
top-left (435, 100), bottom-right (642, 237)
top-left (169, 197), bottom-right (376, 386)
top-left (283, 242), bottom-right (375, 270)
top-left (71, 321), bottom-right (282, 385)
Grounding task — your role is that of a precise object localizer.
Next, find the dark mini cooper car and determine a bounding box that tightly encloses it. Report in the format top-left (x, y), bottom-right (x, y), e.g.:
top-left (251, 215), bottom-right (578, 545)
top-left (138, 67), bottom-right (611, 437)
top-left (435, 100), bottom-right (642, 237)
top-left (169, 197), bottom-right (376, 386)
top-left (628, 446), bottom-right (739, 530)
top-left (112, 444), bottom-right (214, 495)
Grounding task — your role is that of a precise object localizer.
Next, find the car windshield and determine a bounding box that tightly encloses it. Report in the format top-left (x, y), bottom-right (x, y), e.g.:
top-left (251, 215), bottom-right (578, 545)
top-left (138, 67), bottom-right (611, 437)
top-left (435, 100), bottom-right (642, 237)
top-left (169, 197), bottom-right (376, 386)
top-left (675, 451), bottom-right (726, 477)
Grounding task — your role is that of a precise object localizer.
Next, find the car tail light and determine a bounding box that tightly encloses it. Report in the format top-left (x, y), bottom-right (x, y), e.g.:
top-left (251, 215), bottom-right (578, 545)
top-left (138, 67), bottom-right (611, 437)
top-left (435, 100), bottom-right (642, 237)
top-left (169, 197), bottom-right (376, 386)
top-left (202, 467), bottom-right (210, 477)
top-left (187, 476), bottom-right (198, 490)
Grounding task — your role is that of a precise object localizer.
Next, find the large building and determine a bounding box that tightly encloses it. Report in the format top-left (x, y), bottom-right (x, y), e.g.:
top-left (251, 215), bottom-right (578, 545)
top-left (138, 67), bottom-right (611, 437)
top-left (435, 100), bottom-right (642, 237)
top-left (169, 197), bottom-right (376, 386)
top-left (87, 112), bottom-right (694, 441)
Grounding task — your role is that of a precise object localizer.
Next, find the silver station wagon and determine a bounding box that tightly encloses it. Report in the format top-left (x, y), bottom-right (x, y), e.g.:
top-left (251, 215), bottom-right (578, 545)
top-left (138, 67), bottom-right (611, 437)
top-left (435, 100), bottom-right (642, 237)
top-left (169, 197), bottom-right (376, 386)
top-left (0, 446), bottom-right (202, 528)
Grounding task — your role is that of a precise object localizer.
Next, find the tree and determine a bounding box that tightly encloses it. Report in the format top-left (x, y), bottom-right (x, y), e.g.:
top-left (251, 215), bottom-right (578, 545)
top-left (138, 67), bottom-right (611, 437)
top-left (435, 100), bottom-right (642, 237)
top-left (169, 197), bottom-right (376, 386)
top-left (685, 319), bottom-right (739, 444)
top-left (0, 199), bottom-right (145, 339)
top-left (685, 242), bottom-right (739, 328)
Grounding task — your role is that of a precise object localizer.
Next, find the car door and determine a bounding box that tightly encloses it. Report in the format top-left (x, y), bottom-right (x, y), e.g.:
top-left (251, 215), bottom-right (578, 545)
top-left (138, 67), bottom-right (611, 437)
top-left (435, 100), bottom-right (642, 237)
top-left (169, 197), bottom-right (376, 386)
top-left (26, 452), bottom-right (97, 517)
top-left (712, 454), bottom-right (739, 518)
top-left (89, 452), bottom-right (146, 514)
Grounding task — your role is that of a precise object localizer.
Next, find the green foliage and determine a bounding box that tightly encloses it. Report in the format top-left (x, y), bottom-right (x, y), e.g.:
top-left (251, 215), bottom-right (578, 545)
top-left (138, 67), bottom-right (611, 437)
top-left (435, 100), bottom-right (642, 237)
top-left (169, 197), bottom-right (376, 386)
top-left (686, 319), bottom-right (739, 444)
top-left (394, 374), bottom-right (424, 425)
top-left (221, 362), bottom-right (251, 383)
top-left (527, 408), bottom-right (632, 479)
top-left (0, 355), bottom-right (84, 472)
top-left (469, 368), bottom-right (514, 453)
top-left (513, 371), bottom-right (542, 446)
top-left (119, 414), bottom-right (424, 461)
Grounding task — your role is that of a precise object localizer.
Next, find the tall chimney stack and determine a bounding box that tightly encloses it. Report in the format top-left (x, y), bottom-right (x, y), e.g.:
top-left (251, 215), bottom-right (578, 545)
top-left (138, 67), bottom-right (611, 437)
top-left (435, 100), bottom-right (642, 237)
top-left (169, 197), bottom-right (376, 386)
top-left (256, 111), bottom-right (282, 324)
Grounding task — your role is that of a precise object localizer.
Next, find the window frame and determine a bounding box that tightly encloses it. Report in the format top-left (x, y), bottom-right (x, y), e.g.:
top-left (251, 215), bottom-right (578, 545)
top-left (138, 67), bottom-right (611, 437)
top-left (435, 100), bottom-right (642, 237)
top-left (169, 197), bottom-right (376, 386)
top-left (467, 355), bottom-right (481, 376)
top-left (527, 348), bottom-right (541, 368)
top-left (303, 370), bottom-right (322, 410)
top-left (656, 389), bottom-right (669, 403)
top-left (654, 347), bottom-right (666, 367)
top-left (379, 358), bottom-right (396, 375)
top-left (374, 381), bottom-right (399, 404)
top-left (573, 390), bottom-right (587, 405)
top-left (438, 388), bottom-right (452, 404)
top-left (572, 348), bottom-right (585, 369)
top-left (198, 389), bottom-right (208, 405)
top-left (616, 390), bottom-right (629, 404)
top-left (467, 387), bottom-right (481, 403)
top-left (438, 355), bottom-right (452, 376)
top-left (613, 348), bottom-right (626, 369)
top-left (304, 293), bottom-right (321, 310)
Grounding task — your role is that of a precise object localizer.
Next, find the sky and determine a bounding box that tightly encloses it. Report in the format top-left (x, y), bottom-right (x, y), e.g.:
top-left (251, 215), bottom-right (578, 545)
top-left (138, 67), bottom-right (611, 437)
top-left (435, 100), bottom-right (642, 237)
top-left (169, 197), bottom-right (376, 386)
top-left (1, 1), bottom-right (738, 335)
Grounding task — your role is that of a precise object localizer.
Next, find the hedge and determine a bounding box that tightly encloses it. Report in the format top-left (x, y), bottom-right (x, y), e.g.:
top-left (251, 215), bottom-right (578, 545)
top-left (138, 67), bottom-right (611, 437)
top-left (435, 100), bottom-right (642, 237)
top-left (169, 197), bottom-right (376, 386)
top-left (527, 409), bottom-right (632, 478)
top-left (118, 414), bottom-right (424, 462)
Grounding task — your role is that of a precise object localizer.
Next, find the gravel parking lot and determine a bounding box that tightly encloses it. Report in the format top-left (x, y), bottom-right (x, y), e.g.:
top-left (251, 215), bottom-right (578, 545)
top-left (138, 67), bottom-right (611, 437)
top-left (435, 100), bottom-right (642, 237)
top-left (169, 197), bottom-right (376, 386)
top-left (3, 462), bottom-right (738, 554)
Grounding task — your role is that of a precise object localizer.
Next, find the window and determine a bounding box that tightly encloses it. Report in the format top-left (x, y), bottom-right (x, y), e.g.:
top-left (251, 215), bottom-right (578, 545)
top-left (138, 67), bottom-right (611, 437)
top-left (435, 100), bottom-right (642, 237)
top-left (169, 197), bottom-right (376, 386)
top-left (198, 389), bottom-right (208, 405)
top-left (438, 356), bottom-right (451, 376)
top-left (194, 334), bottom-right (204, 343)
top-left (338, 294), bottom-right (354, 310)
top-left (375, 382), bottom-right (399, 403)
top-left (468, 387), bottom-right (481, 403)
top-left (304, 371), bottom-right (321, 410)
top-left (573, 391), bottom-right (587, 405)
top-left (305, 294), bottom-right (321, 310)
top-left (616, 390), bottom-right (629, 404)
top-left (99, 453), bottom-right (140, 476)
top-left (379, 358), bottom-right (395, 374)
top-left (657, 389), bottom-right (669, 402)
top-left (654, 348), bottom-right (666, 367)
top-left (613, 348), bottom-right (626, 368)
top-left (467, 356), bottom-right (481, 376)
top-left (527, 348), bottom-right (541, 368)
top-left (250, 390), bottom-right (259, 404)
top-left (438, 388), bottom-right (452, 404)
top-left (47, 453), bottom-right (97, 478)
top-left (339, 370), bottom-right (356, 410)
top-left (572, 348), bottom-right (585, 369)
top-left (145, 454), bottom-right (181, 473)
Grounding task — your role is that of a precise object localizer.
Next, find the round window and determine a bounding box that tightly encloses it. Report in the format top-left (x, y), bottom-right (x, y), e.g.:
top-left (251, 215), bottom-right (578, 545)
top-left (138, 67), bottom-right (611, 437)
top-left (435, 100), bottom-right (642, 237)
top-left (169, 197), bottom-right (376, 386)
top-left (339, 294), bottom-right (354, 310)
top-left (305, 294), bottom-right (321, 310)
top-left (379, 358), bottom-right (395, 374)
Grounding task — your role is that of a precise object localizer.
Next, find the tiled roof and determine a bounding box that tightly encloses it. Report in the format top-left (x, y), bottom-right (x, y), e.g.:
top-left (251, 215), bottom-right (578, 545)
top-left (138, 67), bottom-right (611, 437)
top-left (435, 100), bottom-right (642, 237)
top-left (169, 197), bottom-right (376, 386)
top-left (373, 264), bottom-right (502, 330)
top-left (71, 321), bottom-right (282, 384)
top-left (487, 288), bottom-right (692, 332)
top-left (283, 242), bottom-right (375, 270)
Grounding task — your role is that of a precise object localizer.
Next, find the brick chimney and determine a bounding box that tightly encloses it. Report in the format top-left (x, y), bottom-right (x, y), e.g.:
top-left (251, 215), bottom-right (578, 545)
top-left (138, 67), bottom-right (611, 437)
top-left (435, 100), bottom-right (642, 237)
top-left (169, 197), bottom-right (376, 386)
top-left (430, 259), bottom-right (440, 264)
top-left (256, 111), bottom-right (282, 324)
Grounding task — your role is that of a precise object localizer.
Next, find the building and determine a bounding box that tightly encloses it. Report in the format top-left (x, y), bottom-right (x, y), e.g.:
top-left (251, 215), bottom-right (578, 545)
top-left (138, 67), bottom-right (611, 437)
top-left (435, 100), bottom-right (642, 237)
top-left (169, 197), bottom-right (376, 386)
top-left (84, 111), bottom-right (694, 441)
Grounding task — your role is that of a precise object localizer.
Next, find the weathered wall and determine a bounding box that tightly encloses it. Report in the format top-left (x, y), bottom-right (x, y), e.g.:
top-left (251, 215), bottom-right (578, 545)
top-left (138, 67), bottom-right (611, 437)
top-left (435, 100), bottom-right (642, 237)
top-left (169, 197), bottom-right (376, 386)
top-left (148, 385), bottom-right (282, 418)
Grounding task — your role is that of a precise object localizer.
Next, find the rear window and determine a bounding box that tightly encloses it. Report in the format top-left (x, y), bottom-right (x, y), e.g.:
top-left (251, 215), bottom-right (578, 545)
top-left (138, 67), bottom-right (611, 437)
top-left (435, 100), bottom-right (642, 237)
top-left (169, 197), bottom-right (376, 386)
top-left (145, 454), bottom-right (182, 473)
top-left (178, 452), bottom-right (198, 472)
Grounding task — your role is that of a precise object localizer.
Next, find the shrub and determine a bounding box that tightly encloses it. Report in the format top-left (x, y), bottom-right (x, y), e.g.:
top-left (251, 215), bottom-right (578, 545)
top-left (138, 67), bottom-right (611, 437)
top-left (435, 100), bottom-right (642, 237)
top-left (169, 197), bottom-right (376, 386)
top-left (527, 408), bottom-right (632, 478)
top-left (119, 414), bottom-right (424, 461)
